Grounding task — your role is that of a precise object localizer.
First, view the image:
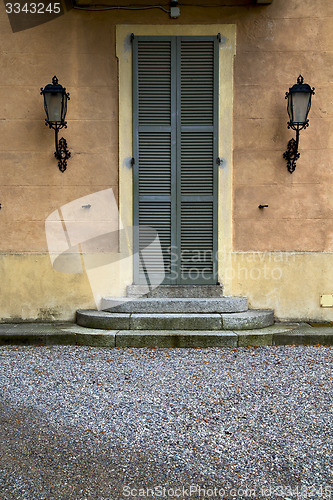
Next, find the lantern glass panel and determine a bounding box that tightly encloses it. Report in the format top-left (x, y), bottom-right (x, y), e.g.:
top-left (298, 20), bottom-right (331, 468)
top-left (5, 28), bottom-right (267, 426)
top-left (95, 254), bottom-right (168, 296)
top-left (62, 95), bottom-right (67, 121)
top-left (44, 92), bottom-right (63, 123)
top-left (290, 92), bottom-right (311, 124)
top-left (287, 94), bottom-right (292, 122)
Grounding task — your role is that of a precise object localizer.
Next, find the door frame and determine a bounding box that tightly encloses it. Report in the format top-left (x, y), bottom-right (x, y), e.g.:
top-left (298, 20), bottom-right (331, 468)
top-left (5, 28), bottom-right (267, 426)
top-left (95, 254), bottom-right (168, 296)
top-left (116, 25), bottom-right (236, 293)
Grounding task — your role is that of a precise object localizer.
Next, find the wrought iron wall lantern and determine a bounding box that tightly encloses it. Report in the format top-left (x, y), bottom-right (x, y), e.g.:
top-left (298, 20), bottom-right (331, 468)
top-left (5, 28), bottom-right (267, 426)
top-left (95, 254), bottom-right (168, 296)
top-left (40, 76), bottom-right (71, 173)
top-left (283, 75), bottom-right (315, 173)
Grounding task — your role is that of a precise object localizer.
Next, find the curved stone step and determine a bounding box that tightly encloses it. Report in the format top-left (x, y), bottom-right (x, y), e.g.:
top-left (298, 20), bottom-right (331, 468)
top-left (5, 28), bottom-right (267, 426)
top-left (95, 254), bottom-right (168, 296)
top-left (221, 310), bottom-right (274, 330)
top-left (127, 285), bottom-right (224, 298)
top-left (77, 309), bottom-right (274, 331)
top-left (101, 297), bottom-right (248, 314)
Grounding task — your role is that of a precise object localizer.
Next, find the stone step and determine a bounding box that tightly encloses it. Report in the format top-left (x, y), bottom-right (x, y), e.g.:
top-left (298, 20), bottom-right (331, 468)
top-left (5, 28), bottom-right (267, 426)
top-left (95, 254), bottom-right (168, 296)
top-left (101, 297), bottom-right (248, 314)
top-left (114, 330), bottom-right (237, 348)
top-left (77, 309), bottom-right (274, 331)
top-left (3, 323), bottom-right (331, 348)
top-left (222, 310), bottom-right (274, 330)
top-left (126, 284), bottom-right (224, 298)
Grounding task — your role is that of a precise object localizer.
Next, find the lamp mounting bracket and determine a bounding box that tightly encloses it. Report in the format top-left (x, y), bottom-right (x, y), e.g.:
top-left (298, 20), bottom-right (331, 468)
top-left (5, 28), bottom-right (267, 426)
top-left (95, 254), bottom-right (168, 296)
top-left (55, 137), bottom-right (71, 173)
top-left (283, 136), bottom-right (300, 173)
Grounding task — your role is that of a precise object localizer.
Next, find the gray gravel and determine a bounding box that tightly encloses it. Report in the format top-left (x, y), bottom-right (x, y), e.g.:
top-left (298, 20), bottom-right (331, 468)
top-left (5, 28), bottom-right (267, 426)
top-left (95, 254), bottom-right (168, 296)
top-left (0, 345), bottom-right (332, 499)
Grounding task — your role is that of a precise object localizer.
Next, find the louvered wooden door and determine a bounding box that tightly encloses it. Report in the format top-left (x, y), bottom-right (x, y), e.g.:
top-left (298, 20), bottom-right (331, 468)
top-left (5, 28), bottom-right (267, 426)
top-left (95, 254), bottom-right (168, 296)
top-left (133, 36), bottom-right (218, 284)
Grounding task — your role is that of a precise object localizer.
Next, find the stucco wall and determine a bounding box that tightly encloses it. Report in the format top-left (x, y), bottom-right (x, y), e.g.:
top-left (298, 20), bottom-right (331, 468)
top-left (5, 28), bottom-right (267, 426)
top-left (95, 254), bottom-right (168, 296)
top-left (233, 0), bottom-right (333, 252)
top-left (0, 0), bottom-right (332, 321)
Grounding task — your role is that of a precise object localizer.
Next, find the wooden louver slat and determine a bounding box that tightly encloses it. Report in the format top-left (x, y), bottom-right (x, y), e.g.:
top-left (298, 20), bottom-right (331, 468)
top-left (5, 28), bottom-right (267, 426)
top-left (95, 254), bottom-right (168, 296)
top-left (139, 132), bottom-right (171, 196)
top-left (181, 132), bottom-right (214, 196)
top-left (181, 203), bottom-right (214, 274)
top-left (138, 41), bottom-right (171, 126)
top-left (181, 41), bottom-right (215, 126)
top-left (138, 202), bottom-right (172, 274)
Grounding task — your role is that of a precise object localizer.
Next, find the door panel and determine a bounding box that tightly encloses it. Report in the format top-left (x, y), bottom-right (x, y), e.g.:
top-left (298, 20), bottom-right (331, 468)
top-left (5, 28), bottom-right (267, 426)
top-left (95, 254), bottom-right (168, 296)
top-left (133, 36), bottom-right (218, 284)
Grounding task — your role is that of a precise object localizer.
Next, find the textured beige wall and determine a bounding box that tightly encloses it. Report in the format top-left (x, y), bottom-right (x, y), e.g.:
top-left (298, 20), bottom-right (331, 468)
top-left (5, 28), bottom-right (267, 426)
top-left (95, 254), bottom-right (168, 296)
top-left (0, 254), bottom-right (94, 321)
top-left (0, 0), bottom-right (332, 320)
top-left (0, 8), bottom-right (118, 253)
top-left (233, 0), bottom-right (333, 252)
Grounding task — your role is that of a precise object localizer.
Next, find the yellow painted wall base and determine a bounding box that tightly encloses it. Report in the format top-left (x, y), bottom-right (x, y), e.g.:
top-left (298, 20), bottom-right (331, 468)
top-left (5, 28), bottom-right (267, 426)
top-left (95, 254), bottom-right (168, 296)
top-left (0, 254), bottom-right (94, 321)
top-left (223, 252), bottom-right (333, 322)
top-left (1, 252), bottom-right (333, 322)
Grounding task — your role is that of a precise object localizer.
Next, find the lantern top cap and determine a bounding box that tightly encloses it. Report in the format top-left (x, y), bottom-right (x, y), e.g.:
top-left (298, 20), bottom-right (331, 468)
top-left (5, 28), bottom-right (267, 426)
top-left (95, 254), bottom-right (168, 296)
top-left (288, 74), bottom-right (315, 95)
top-left (40, 75), bottom-right (69, 95)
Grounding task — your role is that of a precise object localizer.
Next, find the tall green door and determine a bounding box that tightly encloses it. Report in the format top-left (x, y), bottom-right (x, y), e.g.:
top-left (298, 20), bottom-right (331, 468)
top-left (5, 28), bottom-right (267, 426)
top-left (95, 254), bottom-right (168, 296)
top-left (133, 36), bottom-right (219, 285)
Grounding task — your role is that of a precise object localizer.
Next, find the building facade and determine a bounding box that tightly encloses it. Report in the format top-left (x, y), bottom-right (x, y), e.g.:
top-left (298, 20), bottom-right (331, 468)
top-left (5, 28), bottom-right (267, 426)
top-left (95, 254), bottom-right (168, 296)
top-left (0, 0), bottom-right (332, 322)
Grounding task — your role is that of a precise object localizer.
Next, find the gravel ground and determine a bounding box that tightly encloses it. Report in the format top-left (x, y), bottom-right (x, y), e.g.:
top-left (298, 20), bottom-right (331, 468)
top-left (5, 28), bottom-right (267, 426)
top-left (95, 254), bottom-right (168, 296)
top-left (0, 345), bottom-right (332, 500)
